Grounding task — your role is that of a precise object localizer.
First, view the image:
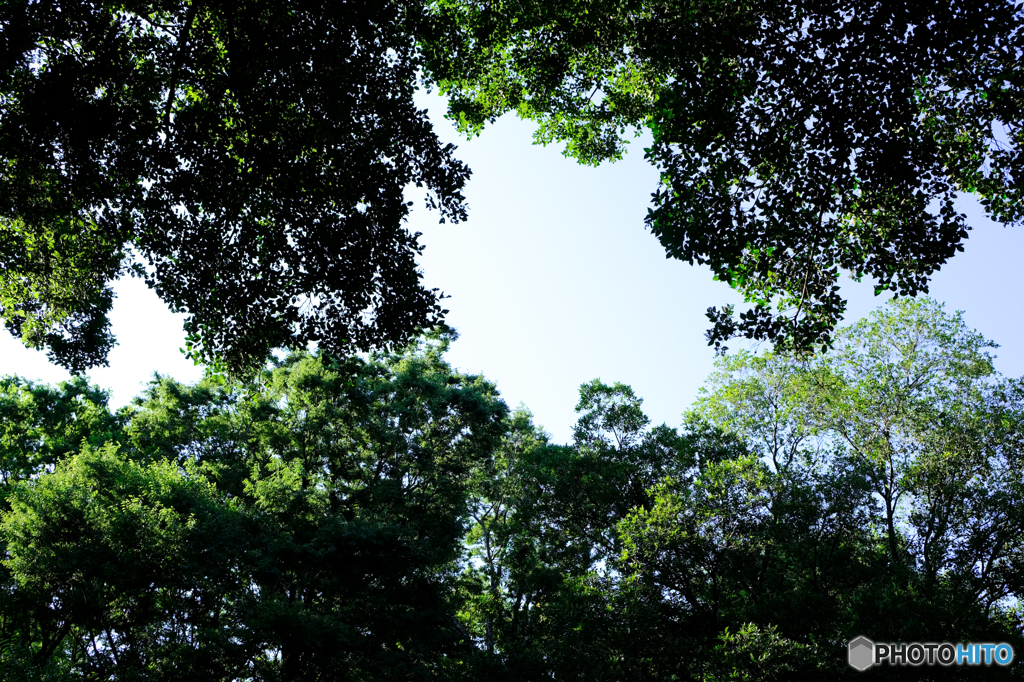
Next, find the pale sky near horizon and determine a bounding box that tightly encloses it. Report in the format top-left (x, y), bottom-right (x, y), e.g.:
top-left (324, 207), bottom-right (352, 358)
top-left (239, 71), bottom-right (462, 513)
top-left (3, 91), bottom-right (1023, 444)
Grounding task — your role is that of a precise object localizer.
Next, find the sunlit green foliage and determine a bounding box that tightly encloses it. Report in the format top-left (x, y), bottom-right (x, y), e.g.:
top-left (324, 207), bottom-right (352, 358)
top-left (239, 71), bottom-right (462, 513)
top-left (2, 303), bottom-right (1022, 679)
top-left (1, 333), bottom-right (508, 679)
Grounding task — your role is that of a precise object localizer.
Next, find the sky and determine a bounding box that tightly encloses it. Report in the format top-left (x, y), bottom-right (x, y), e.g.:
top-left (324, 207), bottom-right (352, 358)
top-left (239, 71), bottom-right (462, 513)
top-left (3, 91), bottom-right (1024, 444)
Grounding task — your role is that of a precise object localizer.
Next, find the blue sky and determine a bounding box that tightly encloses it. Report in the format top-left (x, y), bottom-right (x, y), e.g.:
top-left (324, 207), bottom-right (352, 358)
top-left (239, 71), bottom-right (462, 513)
top-left (3, 92), bottom-right (1023, 444)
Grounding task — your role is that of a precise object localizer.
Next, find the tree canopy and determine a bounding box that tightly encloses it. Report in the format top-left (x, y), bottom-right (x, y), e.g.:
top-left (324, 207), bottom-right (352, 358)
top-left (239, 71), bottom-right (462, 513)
top-left (3, 0), bottom-right (1022, 371)
top-left (422, 0), bottom-right (1024, 351)
top-left (2, 332), bottom-right (510, 679)
top-left (2, 301), bottom-right (1022, 679)
top-left (1, 0), bottom-right (469, 373)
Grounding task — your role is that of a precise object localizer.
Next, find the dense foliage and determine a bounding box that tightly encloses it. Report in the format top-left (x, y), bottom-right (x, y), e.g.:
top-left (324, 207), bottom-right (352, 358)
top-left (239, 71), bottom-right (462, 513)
top-left (1, 332), bottom-right (509, 680)
top-left (422, 0), bottom-right (1024, 351)
top-left (1, 0), bottom-right (469, 373)
top-left (2, 301), bottom-right (1022, 679)
top-left (3, 0), bottom-right (1022, 371)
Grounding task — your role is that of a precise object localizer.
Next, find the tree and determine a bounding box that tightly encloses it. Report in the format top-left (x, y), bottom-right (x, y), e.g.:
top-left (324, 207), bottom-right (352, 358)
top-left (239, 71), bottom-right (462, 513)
top-left (2, 446), bottom-right (251, 682)
top-left (422, 0), bottom-right (1024, 351)
top-left (440, 299), bottom-right (1024, 679)
top-left (4, 305), bottom-right (1023, 679)
top-left (457, 380), bottom-right (697, 680)
top-left (8, 1), bottom-right (1020, 371)
top-left (1, 0), bottom-right (470, 373)
top-left (814, 298), bottom-right (1007, 570)
top-left (660, 297), bottom-right (1024, 675)
top-left (0, 377), bottom-right (127, 680)
top-left (1, 333), bottom-right (509, 679)
top-left (454, 338), bottom-right (1022, 678)
top-left (0, 375), bottom-right (123, 487)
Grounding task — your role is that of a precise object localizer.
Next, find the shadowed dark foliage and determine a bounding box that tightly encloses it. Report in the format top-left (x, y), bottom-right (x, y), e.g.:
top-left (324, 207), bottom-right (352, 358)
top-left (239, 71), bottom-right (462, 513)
top-left (1, 0), bottom-right (469, 373)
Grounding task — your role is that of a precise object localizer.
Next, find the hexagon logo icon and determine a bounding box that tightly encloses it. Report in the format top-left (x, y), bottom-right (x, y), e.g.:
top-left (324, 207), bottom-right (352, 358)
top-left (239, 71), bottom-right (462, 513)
top-left (848, 636), bottom-right (874, 671)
